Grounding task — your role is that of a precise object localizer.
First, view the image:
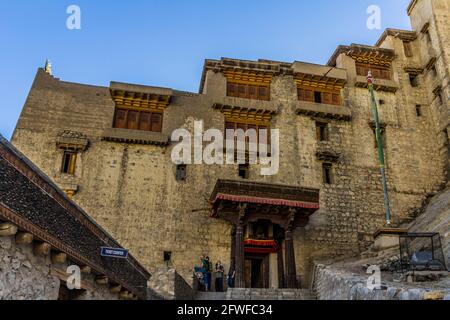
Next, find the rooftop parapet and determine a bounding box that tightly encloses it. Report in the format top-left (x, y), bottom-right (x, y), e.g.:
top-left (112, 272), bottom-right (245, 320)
top-left (327, 44), bottom-right (396, 67)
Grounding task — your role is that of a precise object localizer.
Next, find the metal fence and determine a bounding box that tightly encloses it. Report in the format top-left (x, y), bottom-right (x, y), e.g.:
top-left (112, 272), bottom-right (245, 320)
top-left (399, 233), bottom-right (447, 273)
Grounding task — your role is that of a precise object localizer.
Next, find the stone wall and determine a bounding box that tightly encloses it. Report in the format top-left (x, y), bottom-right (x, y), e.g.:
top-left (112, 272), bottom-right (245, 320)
top-left (0, 234), bottom-right (121, 300)
top-left (312, 264), bottom-right (450, 300)
top-left (147, 267), bottom-right (194, 300)
top-left (0, 236), bottom-right (59, 300)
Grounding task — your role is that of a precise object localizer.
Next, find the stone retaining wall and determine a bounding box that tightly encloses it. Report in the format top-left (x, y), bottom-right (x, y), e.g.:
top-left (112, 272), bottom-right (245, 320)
top-left (312, 264), bottom-right (450, 300)
top-left (0, 234), bottom-right (122, 300)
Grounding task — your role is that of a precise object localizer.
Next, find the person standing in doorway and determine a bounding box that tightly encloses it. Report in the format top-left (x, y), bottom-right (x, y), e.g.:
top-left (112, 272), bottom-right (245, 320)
top-left (215, 260), bottom-right (224, 292)
top-left (228, 266), bottom-right (236, 288)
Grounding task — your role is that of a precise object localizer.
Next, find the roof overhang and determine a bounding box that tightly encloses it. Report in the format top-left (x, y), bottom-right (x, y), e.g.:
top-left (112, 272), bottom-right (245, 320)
top-left (209, 180), bottom-right (320, 227)
top-left (328, 44), bottom-right (396, 67)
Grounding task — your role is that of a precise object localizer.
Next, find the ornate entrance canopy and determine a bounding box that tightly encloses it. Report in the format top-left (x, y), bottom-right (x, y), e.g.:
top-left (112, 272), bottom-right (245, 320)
top-left (210, 179), bottom-right (320, 227)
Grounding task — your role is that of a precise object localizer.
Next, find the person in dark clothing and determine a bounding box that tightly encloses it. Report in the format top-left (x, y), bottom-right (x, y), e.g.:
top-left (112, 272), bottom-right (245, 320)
top-left (227, 267), bottom-right (236, 288)
top-left (200, 255), bottom-right (210, 291)
top-left (215, 261), bottom-right (224, 292)
top-left (204, 256), bottom-right (212, 291)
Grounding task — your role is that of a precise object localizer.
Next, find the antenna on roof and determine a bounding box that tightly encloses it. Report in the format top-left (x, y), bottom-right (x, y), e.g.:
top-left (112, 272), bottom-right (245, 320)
top-left (44, 59), bottom-right (53, 75)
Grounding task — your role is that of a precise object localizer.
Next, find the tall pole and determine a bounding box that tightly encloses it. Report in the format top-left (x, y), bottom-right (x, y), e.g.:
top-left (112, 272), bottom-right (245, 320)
top-left (367, 71), bottom-right (392, 225)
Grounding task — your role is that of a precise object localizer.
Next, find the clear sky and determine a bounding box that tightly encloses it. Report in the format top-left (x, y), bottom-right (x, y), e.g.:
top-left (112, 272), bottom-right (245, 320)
top-left (0, 0), bottom-right (412, 139)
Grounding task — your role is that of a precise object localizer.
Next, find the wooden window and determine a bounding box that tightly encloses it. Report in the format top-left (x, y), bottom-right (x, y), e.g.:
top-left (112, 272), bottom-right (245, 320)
top-left (314, 91), bottom-right (322, 103)
top-left (127, 111), bottom-right (139, 130)
top-left (298, 88), bottom-right (315, 102)
top-left (316, 122), bottom-right (329, 142)
top-left (114, 109), bottom-right (127, 129)
top-left (224, 121), bottom-right (270, 146)
top-left (139, 112), bottom-right (151, 131)
top-left (416, 105), bottom-right (422, 117)
top-left (227, 83), bottom-right (237, 97)
top-left (226, 81), bottom-right (270, 101)
top-left (238, 84), bottom-right (247, 98)
top-left (356, 63), bottom-right (391, 80)
top-left (61, 151), bottom-right (77, 175)
top-left (322, 92), bottom-right (332, 105)
top-left (113, 108), bottom-right (163, 132)
top-left (322, 163), bottom-right (332, 184)
top-left (299, 87), bottom-right (340, 105)
top-left (332, 93), bottom-right (341, 105)
top-left (151, 113), bottom-right (163, 132)
top-left (176, 164), bottom-right (186, 181)
top-left (248, 85), bottom-right (258, 100)
top-left (239, 163), bottom-right (249, 179)
top-left (403, 41), bottom-right (413, 57)
top-left (258, 86), bottom-right (269, 101)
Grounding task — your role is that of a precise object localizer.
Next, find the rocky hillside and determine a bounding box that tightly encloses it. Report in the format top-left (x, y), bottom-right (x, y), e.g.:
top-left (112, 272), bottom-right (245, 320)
top-left (408, 187), bottom-right (450, 268)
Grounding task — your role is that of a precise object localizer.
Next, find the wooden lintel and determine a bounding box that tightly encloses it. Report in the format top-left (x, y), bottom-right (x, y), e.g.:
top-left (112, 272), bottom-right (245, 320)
top-left (51, 252), bottom-right (67, 264)
top-left (0, 222), bottom-right (18, 237)
top-left (33, 242), bottom-right (51, 257)
top-left (15, 232), bottom-right (34, 245)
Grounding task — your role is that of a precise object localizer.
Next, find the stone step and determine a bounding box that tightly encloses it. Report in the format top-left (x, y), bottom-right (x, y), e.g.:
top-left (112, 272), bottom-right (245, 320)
top-left (226, 288), bottom-right (317, 300)
top-left (195, 292), bottom-right (227, 300)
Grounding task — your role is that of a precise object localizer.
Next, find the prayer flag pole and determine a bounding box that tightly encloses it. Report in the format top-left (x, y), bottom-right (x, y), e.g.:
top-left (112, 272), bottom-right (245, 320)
top-left (367, 71), bottom-right (392, 225)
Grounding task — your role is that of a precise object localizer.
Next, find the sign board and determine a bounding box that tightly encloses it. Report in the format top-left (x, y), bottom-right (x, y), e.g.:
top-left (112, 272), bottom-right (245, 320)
top-left (100, 247), bottom-right (129, 259)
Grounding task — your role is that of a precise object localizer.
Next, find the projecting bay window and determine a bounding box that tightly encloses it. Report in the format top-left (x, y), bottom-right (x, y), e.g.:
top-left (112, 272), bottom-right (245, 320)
top-left (298, 87), bottom-right (341, 106)
top-left (227, 82), bottom-right (270, 101)
top-left (113, 108), bottom-right (163, 132)
top-left (61, 151), bottom-right (77, 175)
top-left (356, 63), bottom-right (391, 80)
top-left (225, 121), bottom-right (271, 146)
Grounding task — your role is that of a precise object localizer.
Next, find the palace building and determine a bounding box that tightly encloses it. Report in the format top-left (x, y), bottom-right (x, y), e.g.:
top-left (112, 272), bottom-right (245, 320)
top-left (10, 0), bottom-right (449, 292)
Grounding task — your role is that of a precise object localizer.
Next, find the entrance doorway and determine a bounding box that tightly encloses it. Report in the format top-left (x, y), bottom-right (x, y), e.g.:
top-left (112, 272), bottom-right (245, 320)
top-left (244, 255), bottom-right (269, 288)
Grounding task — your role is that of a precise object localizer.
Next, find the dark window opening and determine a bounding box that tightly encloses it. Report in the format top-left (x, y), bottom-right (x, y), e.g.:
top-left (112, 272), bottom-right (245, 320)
top-left (176, 164), bottom-right (186, 181)
top-left (409, 73), bottom-right (419, 87)
top-left (379, 99), bottom-right (385, 105)
top-left (61, 151), bottom-right (77, 175)
top-left (416, 105), bottom-right (422, 117)
top-left (164, 251), bottom-right (172, 263)
top-left (322, 163), bottom-right (333, 185)
top-left (314, 91), bottom-right (322, 103)
top-left (239, 164), bottom-right (249, 179)
top-left (316, 122), bottom-right (329, 142)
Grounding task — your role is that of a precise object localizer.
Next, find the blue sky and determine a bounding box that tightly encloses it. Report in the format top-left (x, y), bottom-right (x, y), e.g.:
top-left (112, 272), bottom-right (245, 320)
top-left (0, 0), bottom-right (412, 139)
